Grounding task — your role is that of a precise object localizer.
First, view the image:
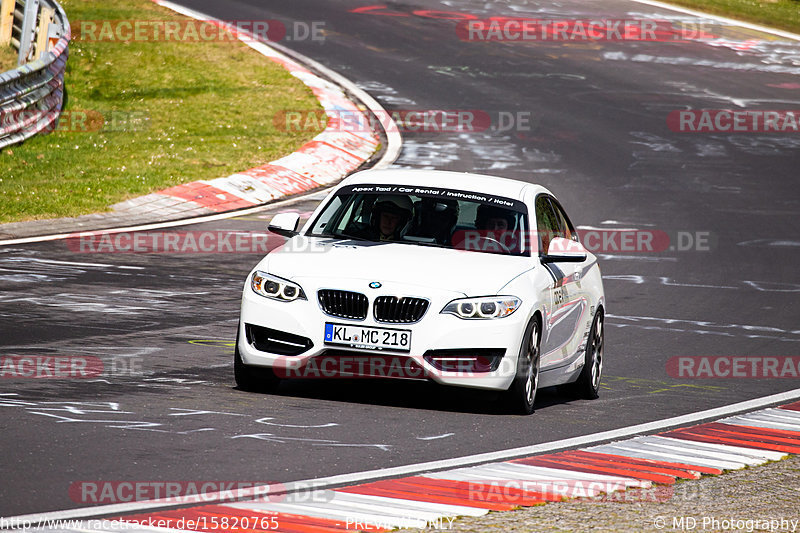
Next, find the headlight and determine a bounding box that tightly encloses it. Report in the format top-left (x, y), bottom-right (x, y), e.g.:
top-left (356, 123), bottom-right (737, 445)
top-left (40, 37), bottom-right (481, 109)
top-left (441, 296), bottom-right (521, 319)
top-left (251, 271), bottom-right (306, 302)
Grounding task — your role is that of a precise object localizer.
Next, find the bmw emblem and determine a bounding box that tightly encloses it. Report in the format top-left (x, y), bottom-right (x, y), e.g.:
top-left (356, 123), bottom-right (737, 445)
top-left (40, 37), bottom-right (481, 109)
top-left (369, 282), bottom-right (382, 289)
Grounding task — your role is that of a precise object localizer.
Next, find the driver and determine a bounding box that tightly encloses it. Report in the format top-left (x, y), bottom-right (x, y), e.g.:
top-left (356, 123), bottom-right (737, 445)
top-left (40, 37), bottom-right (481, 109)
top-left (473, 204), bottom-right (518, 253)
top-left (369, 195), bottom-right (414, 241)
top-left (475, 205), bottom-right (515, 232)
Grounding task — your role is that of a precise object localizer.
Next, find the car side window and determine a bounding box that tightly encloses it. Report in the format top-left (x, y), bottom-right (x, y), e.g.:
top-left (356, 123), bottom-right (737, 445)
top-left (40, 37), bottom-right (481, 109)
top-left (535, 196), bottom-right (560, 254)
top-left (551, 200), bottom-right (579, 243)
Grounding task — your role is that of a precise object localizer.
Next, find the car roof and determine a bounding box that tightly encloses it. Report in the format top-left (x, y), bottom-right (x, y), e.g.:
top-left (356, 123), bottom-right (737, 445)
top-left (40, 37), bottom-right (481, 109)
top-left (340, 169), bottom-right (552, 202)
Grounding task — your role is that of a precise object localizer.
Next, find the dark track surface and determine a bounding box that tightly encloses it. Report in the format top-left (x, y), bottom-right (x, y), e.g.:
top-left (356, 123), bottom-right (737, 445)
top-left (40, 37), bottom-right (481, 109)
top-left (2, 0), bottom-right (799, 516)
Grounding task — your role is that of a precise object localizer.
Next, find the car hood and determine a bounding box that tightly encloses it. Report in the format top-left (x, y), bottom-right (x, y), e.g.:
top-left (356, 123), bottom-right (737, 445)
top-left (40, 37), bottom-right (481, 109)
top-left (260, 237), bottom-right (533, 296)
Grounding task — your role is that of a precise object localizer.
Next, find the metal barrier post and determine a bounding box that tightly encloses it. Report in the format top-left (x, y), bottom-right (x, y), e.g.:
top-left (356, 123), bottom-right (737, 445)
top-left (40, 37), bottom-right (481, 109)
top-left (17, 0), bottom-right (38, 65)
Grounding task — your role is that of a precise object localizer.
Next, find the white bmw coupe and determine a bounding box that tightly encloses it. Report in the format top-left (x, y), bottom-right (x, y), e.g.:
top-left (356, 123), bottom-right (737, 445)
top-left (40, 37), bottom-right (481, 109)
top-left (235, 169), bottom-right (605, 414)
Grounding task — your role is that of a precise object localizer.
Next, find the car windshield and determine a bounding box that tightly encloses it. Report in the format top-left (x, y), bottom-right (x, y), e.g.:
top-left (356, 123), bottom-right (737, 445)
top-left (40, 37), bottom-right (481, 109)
top-left (308, 184), bottom-right (530, 256)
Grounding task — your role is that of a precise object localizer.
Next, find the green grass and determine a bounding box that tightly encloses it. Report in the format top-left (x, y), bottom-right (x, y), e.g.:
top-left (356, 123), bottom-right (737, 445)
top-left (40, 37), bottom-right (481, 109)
top-left (0, 0), bottom-right (325, 223)
top-left (0, 45), bottom-right (17, 71)
top-left (664, 0), bottom-right (800, 35)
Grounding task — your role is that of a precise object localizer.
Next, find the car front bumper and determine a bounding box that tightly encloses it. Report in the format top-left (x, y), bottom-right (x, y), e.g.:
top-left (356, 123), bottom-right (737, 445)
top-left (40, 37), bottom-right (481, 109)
top-left (238, 278), bottom-right (531, 391)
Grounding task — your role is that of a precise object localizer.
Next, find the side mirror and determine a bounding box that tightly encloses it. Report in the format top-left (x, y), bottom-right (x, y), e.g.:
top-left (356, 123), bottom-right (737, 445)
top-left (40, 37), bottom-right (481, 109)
top-left (268, 213), bottom-right (300, 238)
top-left (541, 237), bottom-right (587, 263)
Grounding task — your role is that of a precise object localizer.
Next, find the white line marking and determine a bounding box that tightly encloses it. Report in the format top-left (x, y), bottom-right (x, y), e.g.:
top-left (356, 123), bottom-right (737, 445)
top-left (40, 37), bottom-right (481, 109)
top-left (7, 388), bottom-right (799, 523)
top-left (416, 433), bottom-right (455, 440)
top-left (1, 258), bottom-right (146, 270)
top-left (598, 254), bottom-right (678, 262)
top-left (600, 220), bottom-right (656, 227)
top-left (577, 226), bottom-right (639, 232)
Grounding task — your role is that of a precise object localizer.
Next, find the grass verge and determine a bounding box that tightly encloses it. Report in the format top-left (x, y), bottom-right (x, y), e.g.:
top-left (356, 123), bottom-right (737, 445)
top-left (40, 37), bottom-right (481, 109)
top-left (0, 45), bottom-right (17, 71)
top-left (0, 0), bottom-right (325, 223)
top-left (661, 0), bottom-right (800, 35)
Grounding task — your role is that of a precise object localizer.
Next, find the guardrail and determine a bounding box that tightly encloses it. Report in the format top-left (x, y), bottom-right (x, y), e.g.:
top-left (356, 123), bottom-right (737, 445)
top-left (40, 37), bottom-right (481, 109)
top-left (0, 0), bottom-right (70, 149)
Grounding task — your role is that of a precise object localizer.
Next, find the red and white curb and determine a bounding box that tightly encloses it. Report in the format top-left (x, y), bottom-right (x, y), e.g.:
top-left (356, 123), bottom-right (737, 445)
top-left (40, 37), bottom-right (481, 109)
top-left (9, 400), bottom-right (800, 532)
top-left (110, 0), bottom-right (389, 217)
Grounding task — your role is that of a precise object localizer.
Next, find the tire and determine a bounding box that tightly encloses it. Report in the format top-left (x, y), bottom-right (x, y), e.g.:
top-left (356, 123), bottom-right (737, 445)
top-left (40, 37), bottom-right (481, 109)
top-left (567, 309), bottom-right (604, 400)
top-left (503, 318), bottom-right (541, 415)
top-left (234, 332), bottom-right (280, 393)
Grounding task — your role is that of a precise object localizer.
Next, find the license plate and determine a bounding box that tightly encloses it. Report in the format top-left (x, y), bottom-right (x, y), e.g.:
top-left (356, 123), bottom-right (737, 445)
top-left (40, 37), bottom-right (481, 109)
top-left (324, 323), bottom-right (411, 352)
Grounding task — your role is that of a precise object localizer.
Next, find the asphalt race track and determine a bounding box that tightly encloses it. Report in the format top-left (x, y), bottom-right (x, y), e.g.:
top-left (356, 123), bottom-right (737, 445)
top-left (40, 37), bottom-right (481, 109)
top-left (2, 0), bottom-right (800, 517)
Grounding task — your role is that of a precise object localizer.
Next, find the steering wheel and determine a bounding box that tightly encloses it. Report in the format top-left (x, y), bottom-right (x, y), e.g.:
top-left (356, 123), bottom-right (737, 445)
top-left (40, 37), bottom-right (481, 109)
top-left (471, 235), bottom-right (511, 253)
